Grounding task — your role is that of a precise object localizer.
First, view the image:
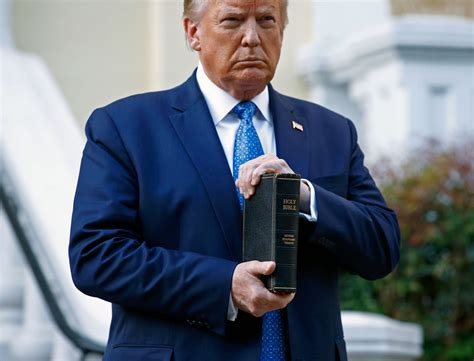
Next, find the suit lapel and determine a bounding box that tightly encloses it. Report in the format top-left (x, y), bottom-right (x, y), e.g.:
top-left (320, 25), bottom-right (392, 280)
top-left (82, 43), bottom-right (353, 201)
top-left (168, 74), bottom-right (242, 261)
top-left (269, 86), bottom-right (310, 178)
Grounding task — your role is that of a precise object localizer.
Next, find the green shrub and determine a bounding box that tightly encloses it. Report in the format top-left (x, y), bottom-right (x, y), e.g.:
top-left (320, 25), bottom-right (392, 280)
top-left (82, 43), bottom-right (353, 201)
top-left (340, 141), bottom-right (474, 361)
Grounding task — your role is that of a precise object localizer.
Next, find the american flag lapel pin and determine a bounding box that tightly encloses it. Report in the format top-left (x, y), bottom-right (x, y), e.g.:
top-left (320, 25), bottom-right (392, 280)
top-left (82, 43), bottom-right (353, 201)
top-left (292, 121), bottom-right (304, 132)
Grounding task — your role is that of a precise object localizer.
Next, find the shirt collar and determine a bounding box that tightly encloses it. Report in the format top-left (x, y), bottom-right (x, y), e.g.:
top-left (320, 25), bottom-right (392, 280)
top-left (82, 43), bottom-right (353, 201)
top-left (196, 63), bottom-right (271, 126)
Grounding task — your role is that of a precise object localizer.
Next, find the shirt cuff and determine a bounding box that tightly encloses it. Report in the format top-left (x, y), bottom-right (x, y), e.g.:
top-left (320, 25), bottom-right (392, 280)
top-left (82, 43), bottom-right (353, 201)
top-left (227, 293), bottom-right (238, 321)
top-left (299, 179), bottom-right (318, 222)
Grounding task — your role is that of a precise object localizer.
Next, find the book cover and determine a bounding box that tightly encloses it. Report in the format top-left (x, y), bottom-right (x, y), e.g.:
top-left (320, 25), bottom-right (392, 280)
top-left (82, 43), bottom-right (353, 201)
top-left (243, 173), bottom-right (300, 293)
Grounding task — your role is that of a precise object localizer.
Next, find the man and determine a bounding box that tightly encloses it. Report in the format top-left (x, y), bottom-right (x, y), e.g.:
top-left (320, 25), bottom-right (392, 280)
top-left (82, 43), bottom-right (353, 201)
top-left (69, 0), bottom-right (400, 360)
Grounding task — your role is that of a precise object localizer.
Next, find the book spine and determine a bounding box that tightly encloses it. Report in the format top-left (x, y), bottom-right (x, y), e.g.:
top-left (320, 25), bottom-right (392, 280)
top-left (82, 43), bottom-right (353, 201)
top-left (270, 176), bottom-right (300, 292)
top-left (243, 175), bottom-right (274, 265)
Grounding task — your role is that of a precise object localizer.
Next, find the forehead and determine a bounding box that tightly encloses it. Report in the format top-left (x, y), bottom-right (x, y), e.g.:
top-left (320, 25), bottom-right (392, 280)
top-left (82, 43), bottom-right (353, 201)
top-left (210, 0), bottom-right (280, 13)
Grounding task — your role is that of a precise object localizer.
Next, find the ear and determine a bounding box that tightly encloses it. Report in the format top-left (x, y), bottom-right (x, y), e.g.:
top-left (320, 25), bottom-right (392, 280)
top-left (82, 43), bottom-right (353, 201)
top-left (183, 17), bottom-right (201, 51)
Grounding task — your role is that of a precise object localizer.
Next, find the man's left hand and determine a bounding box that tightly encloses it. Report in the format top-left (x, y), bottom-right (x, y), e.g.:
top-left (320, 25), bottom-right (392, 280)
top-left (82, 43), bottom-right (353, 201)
top-left (235, 154), bottom-right (310, 212)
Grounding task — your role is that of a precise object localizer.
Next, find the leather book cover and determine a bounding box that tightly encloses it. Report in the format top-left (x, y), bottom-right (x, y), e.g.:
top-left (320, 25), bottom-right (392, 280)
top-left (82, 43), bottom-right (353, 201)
top-left (242, 173), bottom-right (300, 293)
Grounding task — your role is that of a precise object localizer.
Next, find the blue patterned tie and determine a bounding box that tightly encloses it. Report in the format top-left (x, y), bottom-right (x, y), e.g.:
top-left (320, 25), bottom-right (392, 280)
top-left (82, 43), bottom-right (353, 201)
top-left (231, 101), bottom-right (288, 361)
top-left (232, 101), bottom-right (263, 208)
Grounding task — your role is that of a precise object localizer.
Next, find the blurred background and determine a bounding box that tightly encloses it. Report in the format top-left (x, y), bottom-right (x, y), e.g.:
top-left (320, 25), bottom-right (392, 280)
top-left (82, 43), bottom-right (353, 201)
top-left (1, 0), bottom-right (473, 360)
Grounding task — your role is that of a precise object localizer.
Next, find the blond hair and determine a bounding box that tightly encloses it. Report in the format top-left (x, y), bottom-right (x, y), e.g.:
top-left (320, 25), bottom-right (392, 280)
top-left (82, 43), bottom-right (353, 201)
top-left (183, 0), bottom-right (289, 28)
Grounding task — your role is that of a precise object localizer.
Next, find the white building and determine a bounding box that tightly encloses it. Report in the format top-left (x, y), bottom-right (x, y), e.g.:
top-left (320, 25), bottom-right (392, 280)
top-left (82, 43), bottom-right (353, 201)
top-left (300, 0), bottom-right (474, 161)
top-left (6, 1), bottom-right (463, 360)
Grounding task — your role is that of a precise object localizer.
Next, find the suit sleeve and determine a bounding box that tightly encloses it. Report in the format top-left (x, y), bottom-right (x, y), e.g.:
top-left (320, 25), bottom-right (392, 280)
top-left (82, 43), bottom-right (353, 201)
top-left (301, 119), bottom-right (400, 280)
top-left (69, 108), bottom-right (237, 336)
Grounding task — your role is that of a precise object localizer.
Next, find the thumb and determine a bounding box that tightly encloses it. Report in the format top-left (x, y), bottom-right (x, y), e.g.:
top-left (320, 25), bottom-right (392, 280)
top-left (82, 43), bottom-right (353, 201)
top-left (255, 261), bottom-right (276, 276)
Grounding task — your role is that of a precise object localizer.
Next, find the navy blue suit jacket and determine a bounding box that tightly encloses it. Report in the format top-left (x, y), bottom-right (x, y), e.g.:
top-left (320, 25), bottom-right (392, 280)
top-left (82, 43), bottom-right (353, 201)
top-left (69, 72), bottom-right (400, 361)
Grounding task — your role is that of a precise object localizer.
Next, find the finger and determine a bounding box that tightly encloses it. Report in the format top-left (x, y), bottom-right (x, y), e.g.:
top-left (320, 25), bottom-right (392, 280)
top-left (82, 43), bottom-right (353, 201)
top-left (243, 153), bottom-right (284, 199)
top-left (270, 290), bottom-right (295, 304)
top-left (237, 164), bottom-right (250, 197)
top-left (247, 261), bottom-right (276, 276)
top-left (252, 159), bottom-right (292, 181)
top-left (250, 167), bottom-right (277, 186)
top-left (239, 169), bottom-right (254, 198)
top-left (251, 158), bottom-right (294, 186)
top-left (259, 261), bottom-right (276, 275)
top-left (243, 161), bottom-right (259, 196)
top-left (238, 155), bottom-right (272, 188)
top-left (238, 165), bottom-right (256, 198)
top-left (274, 292), bottom-right (295, 303)
top-left (259, 290), bottom-right (294, 311)
top-left (242, 162), bottom-right (273, 197)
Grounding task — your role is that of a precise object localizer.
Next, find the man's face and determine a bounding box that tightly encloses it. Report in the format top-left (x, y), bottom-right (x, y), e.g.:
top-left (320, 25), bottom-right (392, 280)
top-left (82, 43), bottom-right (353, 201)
top-left (186, 0), bottom-right (284, 100)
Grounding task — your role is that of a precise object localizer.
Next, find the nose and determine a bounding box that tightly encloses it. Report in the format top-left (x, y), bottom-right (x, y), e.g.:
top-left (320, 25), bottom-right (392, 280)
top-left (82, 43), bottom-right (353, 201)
top-left (241, 19), bottom-right (260, 48)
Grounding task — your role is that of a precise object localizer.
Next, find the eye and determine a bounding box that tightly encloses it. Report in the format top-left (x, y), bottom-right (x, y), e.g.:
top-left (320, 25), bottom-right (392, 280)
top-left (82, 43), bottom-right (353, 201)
top-left (220, 16), bottom-right (241, 25)
top-left (219, 17), bottom-right (242, 29)
top-left (258, 15), bottom-right (276, 26)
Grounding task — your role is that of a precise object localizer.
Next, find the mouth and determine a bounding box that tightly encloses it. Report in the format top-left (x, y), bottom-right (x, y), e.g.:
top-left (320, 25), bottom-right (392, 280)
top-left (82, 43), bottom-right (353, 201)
top-left (235, 58), bottom-right (266, 66)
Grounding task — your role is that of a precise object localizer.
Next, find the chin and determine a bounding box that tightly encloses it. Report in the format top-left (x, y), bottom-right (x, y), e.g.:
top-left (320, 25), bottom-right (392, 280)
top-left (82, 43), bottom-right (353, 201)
top-left (235, 68), bottom-right (273, 88)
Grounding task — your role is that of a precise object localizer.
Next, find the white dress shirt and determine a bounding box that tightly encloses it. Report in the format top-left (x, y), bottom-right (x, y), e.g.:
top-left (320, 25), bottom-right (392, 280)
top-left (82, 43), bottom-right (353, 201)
top-left (196, 64), bottom-right (317, 321)
top-left (196, 65), bottom-right (275, 172)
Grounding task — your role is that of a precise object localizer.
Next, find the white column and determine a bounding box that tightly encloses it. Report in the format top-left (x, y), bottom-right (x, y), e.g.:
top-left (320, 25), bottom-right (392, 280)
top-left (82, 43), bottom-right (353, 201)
top-left (348, 62), bottom-right (410, 163)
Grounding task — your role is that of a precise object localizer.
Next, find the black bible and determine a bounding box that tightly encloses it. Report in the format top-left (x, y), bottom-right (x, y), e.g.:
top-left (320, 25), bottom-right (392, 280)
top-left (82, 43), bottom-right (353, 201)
top-left (243, 173), bottom-right (300, 293)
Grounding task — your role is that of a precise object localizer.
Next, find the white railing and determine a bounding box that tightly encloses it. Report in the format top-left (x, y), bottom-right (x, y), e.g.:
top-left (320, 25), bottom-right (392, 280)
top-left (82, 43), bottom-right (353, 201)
top-left (1, 47), bottom-right (110, 361)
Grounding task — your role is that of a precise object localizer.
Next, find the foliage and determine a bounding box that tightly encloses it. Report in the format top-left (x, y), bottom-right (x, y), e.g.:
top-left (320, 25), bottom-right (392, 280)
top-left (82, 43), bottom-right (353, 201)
top-left (340, 140), bottom-right (474, 361)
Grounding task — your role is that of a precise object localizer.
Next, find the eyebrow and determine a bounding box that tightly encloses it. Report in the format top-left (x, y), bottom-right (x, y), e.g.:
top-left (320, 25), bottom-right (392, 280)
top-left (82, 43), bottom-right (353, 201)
top-left (256, 5), bottom-right (277, 13)
top-left (219, 5), bottom-right (277, 14)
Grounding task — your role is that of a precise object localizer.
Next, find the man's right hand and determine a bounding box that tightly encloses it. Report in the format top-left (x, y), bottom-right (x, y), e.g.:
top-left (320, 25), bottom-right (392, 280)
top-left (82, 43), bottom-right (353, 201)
top-left (231, 261), bottom-right (295, 317)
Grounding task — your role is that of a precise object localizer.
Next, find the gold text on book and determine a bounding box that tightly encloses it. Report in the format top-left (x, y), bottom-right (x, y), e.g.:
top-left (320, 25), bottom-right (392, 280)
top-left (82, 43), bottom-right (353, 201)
top-left (283, 198), bottom-right (297, 211)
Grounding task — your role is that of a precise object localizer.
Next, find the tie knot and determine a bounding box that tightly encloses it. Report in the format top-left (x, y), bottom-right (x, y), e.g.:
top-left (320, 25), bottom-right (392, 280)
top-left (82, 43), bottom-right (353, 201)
top-left (232, 101), bottom-right (257, 124)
